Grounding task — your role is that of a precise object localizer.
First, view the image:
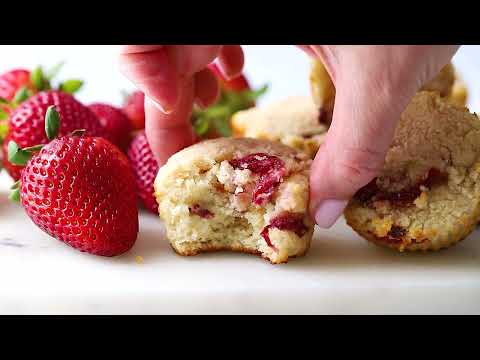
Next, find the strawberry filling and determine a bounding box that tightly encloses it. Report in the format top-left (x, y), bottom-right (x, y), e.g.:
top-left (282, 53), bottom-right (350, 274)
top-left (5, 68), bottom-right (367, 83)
top-left (230, 153), bottom-right (286, 205)
top-left (261, 213), bottom-right (308, 251)
top-left (189, 204), bottom-right (214, 219)
top-left (355, 168), bottom-right (448, 207)
top-left (376, 225), bottom-right (406, 245)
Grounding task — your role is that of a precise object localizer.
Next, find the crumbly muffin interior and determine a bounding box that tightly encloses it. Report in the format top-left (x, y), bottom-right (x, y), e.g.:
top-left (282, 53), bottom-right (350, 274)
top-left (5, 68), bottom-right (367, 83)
top-left (154, 139), bottom-right (314, 263)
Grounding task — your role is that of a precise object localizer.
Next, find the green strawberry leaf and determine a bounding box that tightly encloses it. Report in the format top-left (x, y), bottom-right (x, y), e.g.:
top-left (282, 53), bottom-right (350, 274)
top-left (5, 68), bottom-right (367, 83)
top-left (9, 187), bottom-right (20, 202)
top-left (191, 83), bottom-right (268, 139)
top-left (212, 116), bottom-right (232, 137)
top-left (31, 66), bottom-right (46, 91)
top-left (13, 86), bottom-right (30, 104)
top-left (59, 79), bottom-right (84, 94)
top-left (193, 116), bottom-right (210, 136)
top-left (243, 84), bottom-right (269, 102)
top-left (0, 97), bottom-right (9, 104)
top-left (0, 121), bottom-right (8, 140)
top-left (8, 141), bottom-right (32, 166)
top-left (46, 61), bottom-right (65, 80)
top-left (45, 106), bottom-right (61, 141)
top-left (0, 108), bottom-right (8, 121)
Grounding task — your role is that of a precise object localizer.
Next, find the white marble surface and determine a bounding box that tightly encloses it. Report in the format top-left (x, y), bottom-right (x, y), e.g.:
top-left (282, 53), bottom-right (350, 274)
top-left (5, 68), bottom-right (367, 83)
top-left (1, 45), bottom-right (480, 314)
top-left (1, 170), bottom-right (480, 315)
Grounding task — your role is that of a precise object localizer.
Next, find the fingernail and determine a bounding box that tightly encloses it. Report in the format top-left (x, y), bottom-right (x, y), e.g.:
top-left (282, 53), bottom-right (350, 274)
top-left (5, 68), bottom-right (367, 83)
top-left (314, 199), bottom-right (348, 229)
top-left (146, 95), bottom-right (174, 115)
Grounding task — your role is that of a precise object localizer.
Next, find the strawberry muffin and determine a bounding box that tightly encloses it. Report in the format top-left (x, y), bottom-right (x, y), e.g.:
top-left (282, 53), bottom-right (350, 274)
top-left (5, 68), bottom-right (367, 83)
top-left (309, 60), bottom-right (335, 126)
top-left (154, 138), bottom-right (314, 264)
top-left (449, 72), bottom-right (468, 107)
top-left (309, 61), bottom-right (466, 125)
top-left (420, 62), bottom-right (456, 97)
top-left (344, 91), bottom-right (480, 252)
top-left (231, 96), bottom-right (328, 159)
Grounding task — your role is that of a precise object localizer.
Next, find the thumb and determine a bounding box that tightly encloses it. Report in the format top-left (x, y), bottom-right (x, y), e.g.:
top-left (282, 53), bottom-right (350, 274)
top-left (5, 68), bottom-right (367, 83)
top-left (309, 73), bottom-right (417, 228)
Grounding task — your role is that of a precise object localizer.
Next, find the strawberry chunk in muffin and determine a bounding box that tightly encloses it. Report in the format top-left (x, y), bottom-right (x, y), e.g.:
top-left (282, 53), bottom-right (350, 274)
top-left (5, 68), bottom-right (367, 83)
top-left (154, 138), bottom-right (314, 264)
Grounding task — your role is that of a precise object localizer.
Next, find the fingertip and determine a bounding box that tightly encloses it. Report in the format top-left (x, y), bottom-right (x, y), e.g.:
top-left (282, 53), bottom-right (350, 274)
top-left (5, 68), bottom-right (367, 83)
top-left (313, 199), bottom-right (348, 228)
top-left (194, 68), bottom-right (220, 109)
top-left (118, 48), bottom-right (180, 114)
top-left (143, 79), bottom-right (196, 165)
top-left (217, 45), bottom-right (245, 80)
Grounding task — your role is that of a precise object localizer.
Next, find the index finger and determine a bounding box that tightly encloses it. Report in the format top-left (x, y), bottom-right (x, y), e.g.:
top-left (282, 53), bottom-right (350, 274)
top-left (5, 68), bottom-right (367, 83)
top-left (145, 78), bottom-right (196, 165)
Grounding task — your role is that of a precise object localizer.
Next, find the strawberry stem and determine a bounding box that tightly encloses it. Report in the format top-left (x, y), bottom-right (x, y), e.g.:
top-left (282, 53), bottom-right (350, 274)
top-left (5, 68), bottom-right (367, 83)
top-left (70, 129), bottom-right (86, 137)
top-left (23, 144), bottom-right (44, 153)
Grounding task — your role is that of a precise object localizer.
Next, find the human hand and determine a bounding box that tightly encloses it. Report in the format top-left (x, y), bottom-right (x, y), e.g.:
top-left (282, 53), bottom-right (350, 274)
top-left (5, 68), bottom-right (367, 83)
top-left (297, 45), bottom-right (459, 228)
top-left (118, 45), bottom-right (244, 165)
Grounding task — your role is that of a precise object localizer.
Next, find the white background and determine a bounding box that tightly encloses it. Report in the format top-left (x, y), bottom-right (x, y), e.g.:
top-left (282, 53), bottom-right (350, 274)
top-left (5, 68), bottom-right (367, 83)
top-left (1, 45), bottom-right (478, 112)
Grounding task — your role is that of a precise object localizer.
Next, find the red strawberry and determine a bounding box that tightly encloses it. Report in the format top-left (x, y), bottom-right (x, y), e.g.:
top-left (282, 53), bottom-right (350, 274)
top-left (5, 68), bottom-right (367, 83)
top-left (19, 135), bottom-right (138, 256)
top-left (127, 131), bottom-right (159, 214)
top-left (88, 103), bottom-right (132, 150)
top-left (122, 91), bottom-right (145, 130)
top-left (9, 106), bottom-right (139, 256)
top-left (3, 91), bottom-right (105, 180)
top-left (0, 69), bottom-right (31, 101)
top-left (207, 62), bottom-right (251, 92)
top-left (192, 63), bottom-right (267, 139)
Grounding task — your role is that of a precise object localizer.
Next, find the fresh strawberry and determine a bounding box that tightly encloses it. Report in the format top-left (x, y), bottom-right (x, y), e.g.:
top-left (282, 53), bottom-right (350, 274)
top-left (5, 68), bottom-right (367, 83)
top-left (122, 91), bottom-right (145, 130)
top-left (2, 91), bottom-right (105, 180)
top-left (9, 106), bottom-right (138, 256)
top-left (0, 63), bottom-right (83, 150)
top-left (207, 62), bottom-right (251, 92)
top-left (0, 63), bottom-right (82, 109)
top-left (0, 69), bottom-right (32, 101)
top-left (121, 65), bottom-right (267, 139)
top-left (88, 103), bottom-right (132, 151)
top-left (192, 65), bottom-right (268, 139)
top-left (0, 70), bottom-right (32, 145)
top-left (127, 131), bottom-right (159, 214)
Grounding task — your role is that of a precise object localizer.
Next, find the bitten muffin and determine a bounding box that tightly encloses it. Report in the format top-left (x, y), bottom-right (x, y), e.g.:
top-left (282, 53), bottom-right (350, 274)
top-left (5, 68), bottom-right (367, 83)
top-left (344, 91), bottom-right (480, 252)
top-left (448, 72), bottom-right (468, 107)
top-left (231, 96), bottom-right (328, 159)
top-left (309, 61), bottom-right (465, 125)
top-left (154, 138), bottom-right (314, 264)
top-left (421, 62), bottom-right (456, 97)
